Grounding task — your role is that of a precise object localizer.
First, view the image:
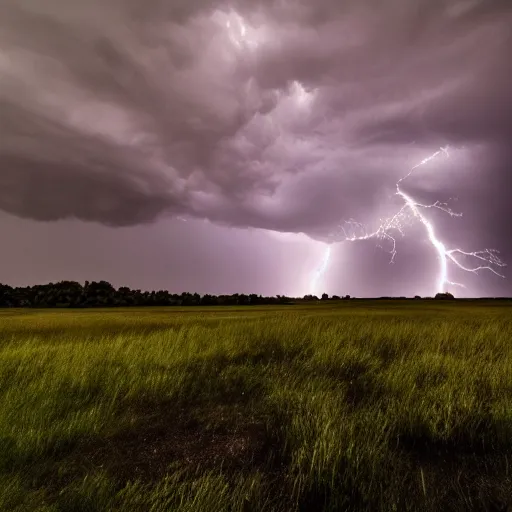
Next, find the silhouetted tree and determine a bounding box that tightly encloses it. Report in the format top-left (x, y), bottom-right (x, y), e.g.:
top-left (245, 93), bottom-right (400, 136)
top-left (0, 284), bottom-right (14, 307)
top-left (435, 292), bottom-right (455, 300)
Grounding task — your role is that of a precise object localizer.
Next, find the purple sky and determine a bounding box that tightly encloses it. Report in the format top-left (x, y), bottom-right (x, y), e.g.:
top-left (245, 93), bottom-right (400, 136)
top-left (1, 0), bottom-right (511, 297)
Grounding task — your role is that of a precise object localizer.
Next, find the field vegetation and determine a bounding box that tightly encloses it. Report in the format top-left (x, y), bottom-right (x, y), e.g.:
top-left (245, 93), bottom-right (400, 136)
top-left (1, 301), bottom-right (512, 511)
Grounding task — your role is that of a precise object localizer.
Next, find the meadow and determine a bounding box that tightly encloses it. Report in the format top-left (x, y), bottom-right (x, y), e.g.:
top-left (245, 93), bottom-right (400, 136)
top-left (1, 301), bottom-right (512, 511)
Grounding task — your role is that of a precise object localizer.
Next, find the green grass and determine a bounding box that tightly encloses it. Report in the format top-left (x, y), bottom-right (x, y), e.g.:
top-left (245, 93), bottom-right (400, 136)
top-left (1, 301), bottom-right (512, 511)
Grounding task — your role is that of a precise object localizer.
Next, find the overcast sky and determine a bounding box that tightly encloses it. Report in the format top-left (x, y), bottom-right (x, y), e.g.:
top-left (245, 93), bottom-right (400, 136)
top-left (1, 0), bottom-right (511, 297)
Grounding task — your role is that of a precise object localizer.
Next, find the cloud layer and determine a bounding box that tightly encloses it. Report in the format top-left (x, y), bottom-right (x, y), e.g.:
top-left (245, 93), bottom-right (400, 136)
top-left (1, 0), bottom-right (511, 241)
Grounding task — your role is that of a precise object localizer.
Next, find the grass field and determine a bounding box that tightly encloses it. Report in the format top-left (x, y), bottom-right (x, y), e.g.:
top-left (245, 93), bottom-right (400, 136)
top-left (1, 301), bottom-right (512, 511)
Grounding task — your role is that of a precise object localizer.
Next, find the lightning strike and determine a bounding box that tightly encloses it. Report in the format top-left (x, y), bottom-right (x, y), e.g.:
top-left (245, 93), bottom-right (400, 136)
top-left (310, 244), bottom-right (332, 296)
top-left (336, 146), bottom-right (506, 295)
top-left (309, 147), bottom-right (506, 296)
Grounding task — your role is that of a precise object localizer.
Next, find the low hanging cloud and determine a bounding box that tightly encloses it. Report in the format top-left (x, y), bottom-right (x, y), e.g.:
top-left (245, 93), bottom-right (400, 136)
top-left (0, 0), bottom-right (511, 239)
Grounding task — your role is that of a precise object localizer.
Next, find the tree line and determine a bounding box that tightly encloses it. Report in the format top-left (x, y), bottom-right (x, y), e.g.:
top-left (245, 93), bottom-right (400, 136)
top-left (0, 281), bottom-right (460, 308)
top-left (0, 281), bottom-right (306, 308)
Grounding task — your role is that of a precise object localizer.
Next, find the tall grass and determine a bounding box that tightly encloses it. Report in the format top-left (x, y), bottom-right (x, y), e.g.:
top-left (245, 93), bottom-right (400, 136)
top-left (1, 302), bottom-right (512, 511)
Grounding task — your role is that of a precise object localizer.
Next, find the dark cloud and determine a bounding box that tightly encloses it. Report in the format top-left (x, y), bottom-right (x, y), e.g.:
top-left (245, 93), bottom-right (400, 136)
top-left (0, 0), bottom-right (511, 294)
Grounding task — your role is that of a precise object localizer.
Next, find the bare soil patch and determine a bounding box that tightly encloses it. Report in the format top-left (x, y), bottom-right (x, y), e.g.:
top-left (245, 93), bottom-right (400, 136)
top-left (68, 402), bottom-right (280, 484)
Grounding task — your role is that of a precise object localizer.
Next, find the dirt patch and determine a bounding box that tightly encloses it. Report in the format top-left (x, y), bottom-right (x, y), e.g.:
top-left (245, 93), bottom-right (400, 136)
top-left (68, 403), bottom-right (278, 484)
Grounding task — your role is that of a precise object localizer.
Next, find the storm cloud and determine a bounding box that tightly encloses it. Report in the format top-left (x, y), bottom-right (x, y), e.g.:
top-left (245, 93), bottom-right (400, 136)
top-left (1, 0), bottom-right (510, 242)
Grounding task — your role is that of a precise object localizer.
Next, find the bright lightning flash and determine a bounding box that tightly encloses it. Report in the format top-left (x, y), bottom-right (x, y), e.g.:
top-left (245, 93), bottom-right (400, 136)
top-left (310, 147), bottom-right (506, 296)
top-left (311, 244), bottom-right (332, 296)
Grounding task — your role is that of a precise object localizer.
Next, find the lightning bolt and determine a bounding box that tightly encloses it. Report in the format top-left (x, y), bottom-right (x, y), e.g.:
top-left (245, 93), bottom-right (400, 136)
top-left (310, 147), bottom-right (506, 296)
top-left (310, 244), bottom-right (332, 296)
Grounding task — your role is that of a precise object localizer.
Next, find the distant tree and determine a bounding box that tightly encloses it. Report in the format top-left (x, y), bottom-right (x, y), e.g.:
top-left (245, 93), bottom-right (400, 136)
top-left (0, 284), bottom-right (13, 307)
top-left (344, 295), bottom-right (351, 300)
top-left (237, 293), bottom-right (251, 305)
top-left (321, 293), bottom-right (329, 301)
top-left (435, 292), bottom-right (455, 300)
top-left (84, 281), bottom-right (116, 306)
top-left (414, 295), bottom-right (421, 299)
top-left (332, 295), bottom-right (341, 300)
top-left (201, 294), bottom-right (216, 305)
top-left (248, 294), bottom-right (260, 305)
